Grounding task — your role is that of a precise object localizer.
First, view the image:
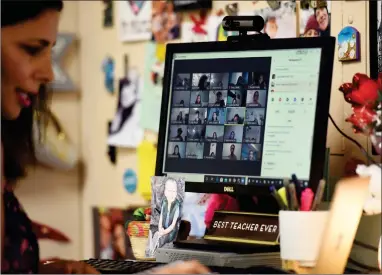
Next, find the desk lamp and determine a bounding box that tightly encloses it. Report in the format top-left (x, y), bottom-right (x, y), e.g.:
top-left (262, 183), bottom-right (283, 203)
top-left (356, 164), bottom-right (382, 271)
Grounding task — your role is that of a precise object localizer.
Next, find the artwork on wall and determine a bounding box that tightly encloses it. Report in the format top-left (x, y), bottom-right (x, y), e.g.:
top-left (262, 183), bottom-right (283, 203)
top-left (102, 56), bottom-right (115, 94)
top-left (338, 26), bottom-right (360, 62)
top-left (141, 43), bottom-right (164, 132)
top-left (252, 1), bottom-right (297, 38)
top-left (118, 1), bottom-right (152, 42)
top-left (172, 0), bottom-right (212, 11)
top-left (50, 33), bottom-right (76, 91)
top-left (299, 0), bottom-right (331, 37)
top-left (369, 0), bottom-right (382, 79)
top-left (108, 69), bottom-right (144, 148)
top-left (103, 0), bottom-right (113, 27)
top-left (181, 11), bottom-right (209, 43)
top-left (151, 1), bottom-right (181, 43)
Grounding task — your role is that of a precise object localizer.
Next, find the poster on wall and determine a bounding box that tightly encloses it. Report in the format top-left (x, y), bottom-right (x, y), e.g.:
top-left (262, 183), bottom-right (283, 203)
top-left (251, 1), bottom-right (297, 38)
top-left (299, 0), bottom-right (331, 37)
top-left (141, 43), bottom-right (164, 132)
top-left (151, 1), bottom-right (181, 44)
top-left (118, 1), bottom-right (152, 42)
top-left (369, 0), bottom-right (382, 79)
top-left (108, 70), bottom-right (144, 148)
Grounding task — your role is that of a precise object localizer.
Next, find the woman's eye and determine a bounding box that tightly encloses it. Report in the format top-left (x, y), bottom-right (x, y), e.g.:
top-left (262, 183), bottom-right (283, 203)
top-left (22, 45), bottom-right (42, 56)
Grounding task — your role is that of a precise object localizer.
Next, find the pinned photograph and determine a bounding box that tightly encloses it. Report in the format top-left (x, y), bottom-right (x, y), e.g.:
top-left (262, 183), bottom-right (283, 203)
top-left (146, 177), bottom-right (185, 258)
top-left (300, 0), bottom-right (331, 37)
top-left (151, 1), bottom-right (181, 43)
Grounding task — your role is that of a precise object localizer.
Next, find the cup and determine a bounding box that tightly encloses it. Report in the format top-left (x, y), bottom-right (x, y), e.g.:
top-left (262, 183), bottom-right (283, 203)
top-left (279, 210), bottom-right (329, 267)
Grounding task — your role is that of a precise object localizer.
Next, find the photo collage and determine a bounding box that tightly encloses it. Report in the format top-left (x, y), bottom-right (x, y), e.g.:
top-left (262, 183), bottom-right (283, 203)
top-left (167, 72), bottom-right (269, 162)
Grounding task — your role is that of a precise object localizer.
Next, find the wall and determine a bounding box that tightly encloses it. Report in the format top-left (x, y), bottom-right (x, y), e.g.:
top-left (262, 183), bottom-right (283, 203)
top-left (17, 0), bottom-right (376, 260)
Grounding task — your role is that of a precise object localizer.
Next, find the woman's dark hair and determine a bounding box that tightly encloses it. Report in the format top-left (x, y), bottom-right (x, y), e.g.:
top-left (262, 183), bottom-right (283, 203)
top-left (198, 75), bottom-right (208, 90)
top-left (1, 1), bottom-right (63, 183)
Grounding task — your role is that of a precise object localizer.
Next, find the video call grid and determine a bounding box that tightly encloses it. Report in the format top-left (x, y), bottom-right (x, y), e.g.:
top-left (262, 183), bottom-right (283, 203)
top-left (167, 71), bottom-right (270, 162)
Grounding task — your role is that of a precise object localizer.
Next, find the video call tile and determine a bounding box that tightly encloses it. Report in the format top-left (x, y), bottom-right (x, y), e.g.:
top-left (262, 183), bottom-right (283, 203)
top-left (245, 108), bottom-right (265, 126)
top-left (210, 73), bottom-right (229, 90)
top-left (185, 142), bottom-right (204, 159)
top-left (187, 125), bottom-right (206, 141)
top-left (192, 73), bottom-right (211, 91)
top-left (227, 89), bottom-right (247, 107)
top-left (189, 108), bottom-right (207, 125)
top-left (169, 125), bottom-right (188, 142)
top-left (204, 142), bottom-right (217, 159)
top-left (172, 90), bottom-right (191, 107)
top-left (173, 73), bottom-right (191, 90)
top-left (246, 90), bottom-right (267, 107)
top-left (241, 144), bottom-right (262, 161)
top-left (171, 108), bottom-right (190, 124)
top-left (207, 108), bottom-right (226, 125)
top-left (205, 125), bottom-right (224, 142)
top-left (226, 107), bottom-right (245, 124)
top-left (248, 72), bottom-right (268, 89)
top-left (222, 143), bottom-right (242, 161)
top-left (208, 90), bottom-right (227, 107)
top-left (190, 91), bottom-right (209, 107)
top-left (224, 125), bottom-right (243, 143)
top-left (243, 125), bottom-right (261, 143)
top-left (228, 72), bottom-right (249, 89)
top-left (168, 142), bottom-right (186, 159)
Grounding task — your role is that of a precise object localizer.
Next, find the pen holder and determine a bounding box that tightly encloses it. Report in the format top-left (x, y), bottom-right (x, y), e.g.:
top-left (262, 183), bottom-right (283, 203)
top-left (279, 211), bottom-right (329, 271)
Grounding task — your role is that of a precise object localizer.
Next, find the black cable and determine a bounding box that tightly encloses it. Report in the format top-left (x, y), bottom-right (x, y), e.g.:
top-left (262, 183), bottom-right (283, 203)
top-left (328, 114), bottom-right (381, 167)
top-left (347, 257), bottom-right (380, 272)
top-left (353, 239), bottom-right (379, 252)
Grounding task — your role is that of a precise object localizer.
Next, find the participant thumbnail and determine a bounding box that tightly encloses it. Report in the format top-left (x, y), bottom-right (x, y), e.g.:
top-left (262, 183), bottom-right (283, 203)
top-left (246, 90), bottom-right (267, 107)
top-left (189, 108), bottom-right (207, 125)
top-left (210, 73), bottom-right (229, 90)
top-left (207, 108), bottom-right (226, 125)
top-left (208, 90), bottom-right (227, 107)
top-left (243, 125), bottom-right (261, 143)
top-left (226, 107), bottom-right (245, 124)
top-left (172, 90), bottom-right (191, 107)
top-left (248, 72), bottom-right (268, 89)
top-left (222, 143), bottom-right (242, 160)
top-left (167, 142), bottom-right (186, 159)
top-left (187, 125), bottom-right (206, 141)
top-left (205, 125), bottom-right (224, 142)
top-left (224, 125), bottom-right (243, 142)
top-left (228, 72), bottom-right (249, 89)
top-left (185, 142), bottom-right (204, 159)
top-left (204, 142), bottom-right (217, 159)
top-left (227, 90), bottom-right (246, 107)
top-left (192, 73), bottom-right (211, 90)
top-left (170, 108), bottom-right (189, 124)
top-left (169, 125), bottom-right (188, 142)
top-left (241, 144), bottom-right (262, 161)
top-left (173, 73), bottom-right (191, 90)
top-left (245, 108), bottom-right (265, 125)
top-left (190, 91), bottom-right (209, 107)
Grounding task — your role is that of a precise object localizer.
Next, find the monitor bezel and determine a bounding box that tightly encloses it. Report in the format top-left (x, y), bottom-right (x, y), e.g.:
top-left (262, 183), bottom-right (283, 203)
top-left (155, 37), bottom-right (335, 195)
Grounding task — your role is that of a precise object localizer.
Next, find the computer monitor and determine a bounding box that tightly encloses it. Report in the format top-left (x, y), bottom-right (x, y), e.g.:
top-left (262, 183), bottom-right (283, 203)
top-left (156, 37), bottom-right (335, 195)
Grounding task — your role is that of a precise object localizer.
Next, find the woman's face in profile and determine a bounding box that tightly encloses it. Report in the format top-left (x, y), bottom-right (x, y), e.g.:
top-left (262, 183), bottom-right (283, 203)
top-left (121, 82), bottom-right (137, 108)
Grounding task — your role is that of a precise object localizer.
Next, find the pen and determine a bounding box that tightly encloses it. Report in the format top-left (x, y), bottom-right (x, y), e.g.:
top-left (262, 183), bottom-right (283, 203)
top-left (291, 174), bottom-right (303, 204)
top-left (283, 178), bottom-right (290, 208)
top-left (311, 179), bottom-right (326, 211)
top-left (288, 183), bottom-right (300, 211)
top-left (277, 187), bottom-right (289, 210)
top-left (270, 185), bottom-right (288, 210)
top-left (300, 188), bottom-right (314, 211)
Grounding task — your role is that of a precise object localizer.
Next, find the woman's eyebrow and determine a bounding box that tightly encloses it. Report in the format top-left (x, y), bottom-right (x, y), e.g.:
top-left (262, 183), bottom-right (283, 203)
top-left (25, 38), bottom-right (55, 47)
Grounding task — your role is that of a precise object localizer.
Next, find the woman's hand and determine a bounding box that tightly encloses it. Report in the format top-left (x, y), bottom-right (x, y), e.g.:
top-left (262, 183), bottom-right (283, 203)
top-left (150, 260), bottom-right (211, 274)
top-left (39, 260), bottom-right (100, 274)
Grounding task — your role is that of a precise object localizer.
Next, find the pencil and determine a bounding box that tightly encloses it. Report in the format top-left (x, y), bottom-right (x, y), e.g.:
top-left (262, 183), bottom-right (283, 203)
top-left (311, 179), bottom-right (326, 211)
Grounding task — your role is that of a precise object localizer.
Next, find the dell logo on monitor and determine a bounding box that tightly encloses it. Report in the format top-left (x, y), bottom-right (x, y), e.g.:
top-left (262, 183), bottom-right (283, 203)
top-left (224, 186), bottom-right (234, 193)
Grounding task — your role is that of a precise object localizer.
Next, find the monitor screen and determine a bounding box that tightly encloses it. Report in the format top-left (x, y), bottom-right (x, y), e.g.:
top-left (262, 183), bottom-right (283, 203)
top-left (161, 47), bottom-right (322, 187)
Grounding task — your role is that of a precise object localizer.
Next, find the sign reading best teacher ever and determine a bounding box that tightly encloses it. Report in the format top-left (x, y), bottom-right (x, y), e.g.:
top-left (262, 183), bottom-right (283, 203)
top-left (204, 211), bottom-right (279, 245)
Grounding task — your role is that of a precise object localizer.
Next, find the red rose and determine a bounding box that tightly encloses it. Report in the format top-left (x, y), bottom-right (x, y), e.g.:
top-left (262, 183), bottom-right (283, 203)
top-left (345, 106), bottom-right (377, 134)
top-left (346, 79), bottom-right (379, 108)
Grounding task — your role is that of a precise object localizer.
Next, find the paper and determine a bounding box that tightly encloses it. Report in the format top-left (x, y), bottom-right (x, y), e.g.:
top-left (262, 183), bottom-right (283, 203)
top-left (141, 42), bottom-right (164, 132)
top-left (146, 176), bottom-right (185, 258)
top-left (118, 1), bottom-right (152, 42)
top-left (108, 70), bottom-right (144, 148)
top-left (137, 140), bottom-right (157, 201)
top-left (151, 1), bottom-right (181, 43)
top-left (299, 0), bottom-right (331, 37)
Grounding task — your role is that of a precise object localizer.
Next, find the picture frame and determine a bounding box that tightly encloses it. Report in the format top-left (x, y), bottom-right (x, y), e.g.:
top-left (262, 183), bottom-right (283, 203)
top-left (369, 0), bottom-right (381, 79)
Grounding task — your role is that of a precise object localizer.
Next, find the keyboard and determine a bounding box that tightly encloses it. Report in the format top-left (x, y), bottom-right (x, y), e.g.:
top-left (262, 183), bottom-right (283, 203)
top-left (83, 259), bottom-right (290, 274)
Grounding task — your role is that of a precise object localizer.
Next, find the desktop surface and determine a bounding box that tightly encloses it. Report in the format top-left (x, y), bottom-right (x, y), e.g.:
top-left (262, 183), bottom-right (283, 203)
top-left (156, 37), bottom-right (335, 194)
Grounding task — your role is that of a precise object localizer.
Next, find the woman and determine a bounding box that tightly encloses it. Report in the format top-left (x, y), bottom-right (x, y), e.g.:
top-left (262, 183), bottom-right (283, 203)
top-left (1, 2), bottom-right (209, 274)
top-left (212, 132), bottom-right (218, 140)
top-left (194, 94), bottom-right (201, 105)
top-left (252, 91), bottom-right (262, 107)
top-left (210, 112), bottom-right (218, 122)
top-left (172, 145), bottom-right (181, 158)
